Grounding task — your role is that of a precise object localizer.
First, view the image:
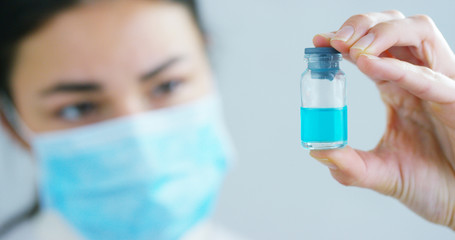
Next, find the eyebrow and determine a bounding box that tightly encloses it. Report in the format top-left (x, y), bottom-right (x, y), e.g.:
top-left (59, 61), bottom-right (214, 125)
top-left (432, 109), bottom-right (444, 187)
top-left (141, 56), bottom-right (182, 81)
top-left (40, 56), bottom-right (182, 97)
top-left (41, 82), bottom-right (101, 96)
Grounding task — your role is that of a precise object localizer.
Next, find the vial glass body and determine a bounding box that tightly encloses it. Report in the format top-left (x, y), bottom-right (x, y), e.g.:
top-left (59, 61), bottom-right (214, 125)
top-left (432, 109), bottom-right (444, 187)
top-left (300, 48), bottom-right (347, 150)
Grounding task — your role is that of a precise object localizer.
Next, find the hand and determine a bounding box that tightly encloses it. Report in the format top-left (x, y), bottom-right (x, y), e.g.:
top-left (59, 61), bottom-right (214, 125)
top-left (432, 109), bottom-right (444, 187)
top-left (311, 10), bottom-right (455, 230)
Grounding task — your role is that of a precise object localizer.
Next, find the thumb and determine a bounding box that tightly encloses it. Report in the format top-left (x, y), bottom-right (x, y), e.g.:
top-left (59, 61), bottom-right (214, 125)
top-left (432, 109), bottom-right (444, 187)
top-left (310, 146), bottom-right (401, 197)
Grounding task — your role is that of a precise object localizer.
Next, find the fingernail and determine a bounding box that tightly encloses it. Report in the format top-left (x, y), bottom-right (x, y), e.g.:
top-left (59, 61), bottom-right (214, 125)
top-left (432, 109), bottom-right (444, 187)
top-left (429, 101), bottom-right (442, 113)
top-left (352, 33), bottom-right (375, 51)
top-left (359, 54), bottom-right (380, 60)
top-left (332, 26), bottom-right (354, 42)
top-left (318, 32), bottom-right (336, 39)
top-left (315, 158), bottom-right (339, 170)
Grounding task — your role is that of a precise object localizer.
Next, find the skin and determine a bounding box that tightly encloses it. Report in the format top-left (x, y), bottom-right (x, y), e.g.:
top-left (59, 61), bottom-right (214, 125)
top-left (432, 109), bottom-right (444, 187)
top-left (311, 10), bottom-right (455, 230)
top-left (4, 1), bottom-right (454, 232)
top-left (8, 0), bottom-right (213, 138)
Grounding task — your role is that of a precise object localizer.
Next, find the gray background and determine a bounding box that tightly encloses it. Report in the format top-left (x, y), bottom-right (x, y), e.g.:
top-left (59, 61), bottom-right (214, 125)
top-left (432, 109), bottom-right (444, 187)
top-left (200, 0), bottom-right (455, 239)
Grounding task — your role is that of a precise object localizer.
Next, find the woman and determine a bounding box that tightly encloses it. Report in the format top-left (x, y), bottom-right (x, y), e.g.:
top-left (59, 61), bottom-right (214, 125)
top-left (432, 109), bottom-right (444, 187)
top-left (0, 1), bottom-right (454, 240)
top-left (0, 1), bottom-right (240, 239)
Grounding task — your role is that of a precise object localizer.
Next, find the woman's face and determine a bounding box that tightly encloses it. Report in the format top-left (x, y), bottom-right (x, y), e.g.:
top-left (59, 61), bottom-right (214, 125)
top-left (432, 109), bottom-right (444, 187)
top-left (10, 0), bottom-right (213, 134)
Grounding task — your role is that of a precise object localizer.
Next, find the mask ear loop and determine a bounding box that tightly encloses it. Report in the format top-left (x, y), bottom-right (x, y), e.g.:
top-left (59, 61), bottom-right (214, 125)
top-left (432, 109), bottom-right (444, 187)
top-left (0, 94), bottom-right (33, 148)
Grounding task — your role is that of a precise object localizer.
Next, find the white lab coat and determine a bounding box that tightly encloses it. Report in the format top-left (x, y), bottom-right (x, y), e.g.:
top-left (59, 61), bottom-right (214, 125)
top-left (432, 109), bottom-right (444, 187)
top-left (0, 124), bottom-right (247, 240)
top-left (0, 123), bottom-right (36, 239)
top-left (3, 211), bottom-right (247, 240)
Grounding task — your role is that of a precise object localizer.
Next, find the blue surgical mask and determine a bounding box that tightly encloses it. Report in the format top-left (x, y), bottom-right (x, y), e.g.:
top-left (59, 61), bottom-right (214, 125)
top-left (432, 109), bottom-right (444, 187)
top-left (30, 95), bottom-right (233, 240)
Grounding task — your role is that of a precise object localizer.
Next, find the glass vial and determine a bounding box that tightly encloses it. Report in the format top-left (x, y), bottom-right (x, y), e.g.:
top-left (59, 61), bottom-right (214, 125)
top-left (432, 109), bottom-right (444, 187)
top-left (300, 47), bottom-right (347, 150)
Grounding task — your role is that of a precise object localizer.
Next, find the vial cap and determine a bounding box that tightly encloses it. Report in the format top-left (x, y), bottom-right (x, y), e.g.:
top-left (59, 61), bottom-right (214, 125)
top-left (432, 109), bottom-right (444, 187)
top-left (304, 47), bottom-right (340, 54)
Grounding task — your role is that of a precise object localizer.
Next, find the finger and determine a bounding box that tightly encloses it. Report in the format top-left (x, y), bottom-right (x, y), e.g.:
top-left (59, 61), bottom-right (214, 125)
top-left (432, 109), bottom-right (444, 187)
top-left (310, 146), bottom-right (367, 187)
top-left (349, 15), bottom-right (432, 61)
top-left (329, 10), bottom-right (405, 53)
top-left (313, 32), bottom-right (355, 63)
top-left (313, 32), bottom-right (335, 47)
top-left (385, 47), bottom-right (424, 66)
top-left (350, 15), bottom-right (455, 75)
top-left (357, 54), bottom-right (455, 104)
top-left (310, 146), bottom-right (401, 197)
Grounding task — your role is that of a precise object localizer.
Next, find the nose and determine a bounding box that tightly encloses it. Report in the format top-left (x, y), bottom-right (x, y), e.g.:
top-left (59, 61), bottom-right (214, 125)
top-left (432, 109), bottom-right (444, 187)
top-left (113, 96), bottom-right (147, 118)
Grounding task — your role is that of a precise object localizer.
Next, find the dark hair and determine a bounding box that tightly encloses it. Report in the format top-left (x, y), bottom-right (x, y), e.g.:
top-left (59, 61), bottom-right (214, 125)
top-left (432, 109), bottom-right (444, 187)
top-left (0, 0), bottom-right (202, 102)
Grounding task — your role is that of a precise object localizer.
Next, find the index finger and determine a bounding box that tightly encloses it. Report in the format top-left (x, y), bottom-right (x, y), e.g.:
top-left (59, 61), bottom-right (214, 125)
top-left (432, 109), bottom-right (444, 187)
top-left (313, 10), bottom-right (405, 52)
top-left (349, 15), bottom-right (455, 76)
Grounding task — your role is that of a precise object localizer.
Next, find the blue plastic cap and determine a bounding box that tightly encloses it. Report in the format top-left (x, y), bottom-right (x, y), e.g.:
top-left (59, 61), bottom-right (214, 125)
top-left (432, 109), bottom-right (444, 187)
top-left (305, 47), bottom-right (340, 54)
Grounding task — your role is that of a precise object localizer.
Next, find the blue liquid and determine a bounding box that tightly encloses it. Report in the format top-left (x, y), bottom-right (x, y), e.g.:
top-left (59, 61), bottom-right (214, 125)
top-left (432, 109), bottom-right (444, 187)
top-left (300, 106), bottom-right (347, 146)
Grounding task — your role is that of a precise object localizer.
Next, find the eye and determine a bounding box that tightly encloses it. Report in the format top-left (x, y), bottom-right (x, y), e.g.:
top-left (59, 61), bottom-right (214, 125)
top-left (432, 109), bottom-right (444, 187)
top-left (57, 102), bottom-right (98, 122)
top-left (151, 79), bottom-right (183, 98)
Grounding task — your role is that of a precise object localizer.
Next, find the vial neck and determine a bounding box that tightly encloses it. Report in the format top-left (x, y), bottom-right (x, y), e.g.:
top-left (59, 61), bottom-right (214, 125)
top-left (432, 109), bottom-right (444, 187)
top-left (307, 61), bottom-right (340, 70)
top-left (305, 54), bottom-right (341, 70)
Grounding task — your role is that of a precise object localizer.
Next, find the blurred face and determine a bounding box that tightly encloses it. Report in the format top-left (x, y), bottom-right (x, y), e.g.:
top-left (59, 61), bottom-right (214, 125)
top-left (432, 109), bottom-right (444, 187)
top-left (10, 0), bottom-right (213, 134)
